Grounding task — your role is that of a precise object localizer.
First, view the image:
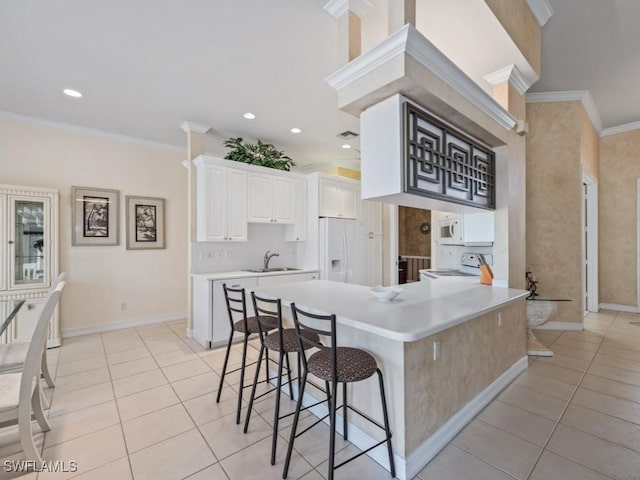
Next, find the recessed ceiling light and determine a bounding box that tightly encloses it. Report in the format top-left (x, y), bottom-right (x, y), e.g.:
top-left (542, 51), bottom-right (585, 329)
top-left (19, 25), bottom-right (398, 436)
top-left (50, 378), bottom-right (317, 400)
top-left (243, 112), bottom-right (256, 120)
top-left (341, 144), bottom-right (351, 149)
top-left (63, 88), bottom-right (82, 98)
top-left (290, 128), bottom-right (302, 134)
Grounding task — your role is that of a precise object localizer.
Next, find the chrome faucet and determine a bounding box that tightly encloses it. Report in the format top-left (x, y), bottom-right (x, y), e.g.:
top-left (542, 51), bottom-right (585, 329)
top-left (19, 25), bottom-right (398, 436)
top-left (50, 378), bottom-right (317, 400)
top-left (264, 250), bottom-right (280, 270)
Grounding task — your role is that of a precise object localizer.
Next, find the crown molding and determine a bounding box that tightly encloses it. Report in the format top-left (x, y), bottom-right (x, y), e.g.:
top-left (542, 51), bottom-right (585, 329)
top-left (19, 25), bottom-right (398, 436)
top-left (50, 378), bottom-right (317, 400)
top-left (180, 121), bottom-right (211, 134)
top-left (327, 24), bottom-right (516, 131)
top-left (0, 110), bottom-right (186, 153)
top-left (525, 0), bottom-right (553, 27)
top-left (601, 121), bottom-right (640, 137)
top-left (526, 90), bottom-right (603, 133)
top-left (323, 0), bottom-right (375, 18)
top-left (483, 65), bottom-right (538, 95)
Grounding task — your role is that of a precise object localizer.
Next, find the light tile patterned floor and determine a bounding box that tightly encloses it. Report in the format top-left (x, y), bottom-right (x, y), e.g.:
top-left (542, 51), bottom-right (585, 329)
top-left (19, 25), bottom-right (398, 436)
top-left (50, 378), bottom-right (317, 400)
top-left (1, 310), bottom-right (640, 479)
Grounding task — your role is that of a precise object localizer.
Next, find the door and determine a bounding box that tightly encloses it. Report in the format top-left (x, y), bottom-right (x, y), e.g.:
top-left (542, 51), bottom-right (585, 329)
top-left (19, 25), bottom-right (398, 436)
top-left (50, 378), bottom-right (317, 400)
top-left (8, 196), bottom-right (50, 290)
top-left (365, 235), bottom-right (383, 286)
top-left (361, 200), bottom-right (383, 235)
top-left (344, 219), bottom-right (366, 285)
top-left (247, 173), bottom-right (273, 223)
top-left (319, 218), bottom-right (346, 282)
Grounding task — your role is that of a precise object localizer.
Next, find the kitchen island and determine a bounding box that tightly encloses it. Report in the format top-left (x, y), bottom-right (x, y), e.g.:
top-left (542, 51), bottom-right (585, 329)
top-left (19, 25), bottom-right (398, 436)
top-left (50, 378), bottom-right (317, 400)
top-left (254, 278), bottom-right (529, 480)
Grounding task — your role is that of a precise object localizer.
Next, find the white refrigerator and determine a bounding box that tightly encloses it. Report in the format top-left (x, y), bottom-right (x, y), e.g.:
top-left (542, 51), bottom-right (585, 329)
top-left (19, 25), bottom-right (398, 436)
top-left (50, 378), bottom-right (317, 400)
top-left (319, 217), bottom-right (366, 285)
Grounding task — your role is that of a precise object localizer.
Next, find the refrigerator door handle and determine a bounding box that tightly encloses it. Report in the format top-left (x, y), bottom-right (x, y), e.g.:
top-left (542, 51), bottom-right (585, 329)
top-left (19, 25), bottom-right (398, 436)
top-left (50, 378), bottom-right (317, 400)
top-left (344, 230), bottom-right (349, 283)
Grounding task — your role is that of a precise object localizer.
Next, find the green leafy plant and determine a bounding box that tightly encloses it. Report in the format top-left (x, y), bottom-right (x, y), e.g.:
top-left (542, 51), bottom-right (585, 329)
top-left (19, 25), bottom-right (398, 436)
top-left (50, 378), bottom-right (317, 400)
top-left (223, 137), bottom-right (295, 171)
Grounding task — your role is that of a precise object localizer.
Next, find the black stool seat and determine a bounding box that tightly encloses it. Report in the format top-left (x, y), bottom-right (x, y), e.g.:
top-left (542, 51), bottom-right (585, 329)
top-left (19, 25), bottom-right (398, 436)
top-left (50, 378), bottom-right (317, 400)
top-left (264, 328), bottom-right (319, 353)
top-left (308, 347), bottom-right (377, 383)
top-left (233, 315), bottom-right (278, 334)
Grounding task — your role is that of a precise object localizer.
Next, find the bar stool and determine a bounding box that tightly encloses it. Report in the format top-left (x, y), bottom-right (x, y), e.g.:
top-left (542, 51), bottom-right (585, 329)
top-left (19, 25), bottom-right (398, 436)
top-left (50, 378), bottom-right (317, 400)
top-left (216, 284), bottom-right (278, 424)
top-left (243, 292), bottom-right (321, 465)
top-left (283, 303), bottom-right (395, 480)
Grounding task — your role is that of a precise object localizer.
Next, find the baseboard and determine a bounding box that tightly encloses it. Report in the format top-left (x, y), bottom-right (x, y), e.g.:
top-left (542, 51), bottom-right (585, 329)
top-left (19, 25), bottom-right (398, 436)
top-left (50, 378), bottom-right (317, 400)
top-left (61, 312), bottom-right (187, 338)
top-left (403, 356), bottom-right (529, 479)
top-left (599, 303), bottom-right (639, 313)
top-left (275, 355), bottom-right (528, 480)
top-left (533, 321), bottom-right (584, 331)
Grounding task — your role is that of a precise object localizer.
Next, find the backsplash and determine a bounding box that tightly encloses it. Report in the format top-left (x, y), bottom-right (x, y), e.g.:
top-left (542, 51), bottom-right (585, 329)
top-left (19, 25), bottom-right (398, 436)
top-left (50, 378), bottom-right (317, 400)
top-left (435, 244), bottom-right (493, 270)
top-left (191, 223), bottom-right (298, 274)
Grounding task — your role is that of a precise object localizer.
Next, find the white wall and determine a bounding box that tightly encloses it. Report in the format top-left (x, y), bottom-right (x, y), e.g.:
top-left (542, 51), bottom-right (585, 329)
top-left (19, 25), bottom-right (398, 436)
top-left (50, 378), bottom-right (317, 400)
top-left (0, 117), bottom-right (188, 334)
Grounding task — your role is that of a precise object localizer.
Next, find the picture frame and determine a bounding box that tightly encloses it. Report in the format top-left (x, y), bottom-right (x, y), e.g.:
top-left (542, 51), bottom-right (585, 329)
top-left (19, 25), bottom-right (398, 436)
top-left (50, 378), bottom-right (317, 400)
top-left (125, 196), bottom-right (165, 250)
top-left (71, 186), bottom-right (120, 246)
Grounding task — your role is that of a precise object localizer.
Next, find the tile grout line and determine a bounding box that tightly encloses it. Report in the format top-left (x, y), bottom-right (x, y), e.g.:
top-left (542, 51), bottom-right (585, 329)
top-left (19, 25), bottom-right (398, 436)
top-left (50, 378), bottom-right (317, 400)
top-left (523, 312), bottom-right (620, 480)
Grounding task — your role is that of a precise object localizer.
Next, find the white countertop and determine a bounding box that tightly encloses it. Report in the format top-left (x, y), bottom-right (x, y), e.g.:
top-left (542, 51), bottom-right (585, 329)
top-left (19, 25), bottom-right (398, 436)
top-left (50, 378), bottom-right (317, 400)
top-left (255, 278), bottom-right (529, 342)
top-left (192, 269), bottom-right (318, 281)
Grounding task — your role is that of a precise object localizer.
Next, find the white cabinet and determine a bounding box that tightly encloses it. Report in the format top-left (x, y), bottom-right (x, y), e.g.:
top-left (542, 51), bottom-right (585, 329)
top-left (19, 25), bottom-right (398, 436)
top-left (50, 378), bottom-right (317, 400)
top-left (318, 176), bottom-right (359, 219)
top-left (286, 180), bottom-right (307, 242)
top-left (365, 235), bottom-right (383, 286)
top-left (0, 185), bottom-right (60, 347)
top-left (361, 200), bottom-right (383, 235)
top-left (191, 271), bottom-right (319, 348)
top-left (463, 212), bottom-right (494, 244)
top-left (248, 173), bottom-right (295, 224)
top-left (195, 160), bottom-right (248, 242)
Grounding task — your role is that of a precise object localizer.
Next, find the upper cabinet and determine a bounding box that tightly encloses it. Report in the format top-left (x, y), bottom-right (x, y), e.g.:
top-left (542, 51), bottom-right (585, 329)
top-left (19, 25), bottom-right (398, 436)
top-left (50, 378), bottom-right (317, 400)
top-left (317, 175), bottom-right (359, 219)
top-left (193, 156), bottom-right (306, 243)
top-left (434, 210), bottom-right (493, 245)
top-left (248, 173), bottom-right (295, 224)
top-left (0, 186), bottom-right (57, 293)
top-left (195, 160), bottom-right (248, 242)
top-left (463, 211), bottom-right (494, 244)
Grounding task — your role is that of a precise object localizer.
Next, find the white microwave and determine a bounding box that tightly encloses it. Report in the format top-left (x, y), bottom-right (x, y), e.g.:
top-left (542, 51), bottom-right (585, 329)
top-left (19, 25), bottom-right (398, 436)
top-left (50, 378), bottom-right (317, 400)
top-left (438, 215), bottom-right (463, 244)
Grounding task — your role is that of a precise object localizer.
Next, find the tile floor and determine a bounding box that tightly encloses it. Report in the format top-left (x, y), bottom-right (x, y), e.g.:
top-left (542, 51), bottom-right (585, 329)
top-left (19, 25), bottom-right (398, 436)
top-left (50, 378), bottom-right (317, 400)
top-left (1, 310), bottom-right (640, 479)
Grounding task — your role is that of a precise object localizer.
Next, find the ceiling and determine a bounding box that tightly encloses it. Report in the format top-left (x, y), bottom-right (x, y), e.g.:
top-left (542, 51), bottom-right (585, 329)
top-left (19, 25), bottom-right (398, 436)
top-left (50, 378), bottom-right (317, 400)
top-left (1, 1), bottom-right (639, 169)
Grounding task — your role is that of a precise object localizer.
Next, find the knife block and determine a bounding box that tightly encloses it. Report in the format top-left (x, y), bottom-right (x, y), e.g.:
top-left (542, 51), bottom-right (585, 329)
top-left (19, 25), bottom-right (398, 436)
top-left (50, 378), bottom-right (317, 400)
top-left (480, 264), bottom-right (493, 285)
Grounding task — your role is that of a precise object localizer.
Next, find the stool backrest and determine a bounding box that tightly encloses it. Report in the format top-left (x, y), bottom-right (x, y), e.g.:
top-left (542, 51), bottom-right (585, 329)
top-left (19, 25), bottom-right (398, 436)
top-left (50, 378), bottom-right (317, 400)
top-left (251, 292), bottom-right (282, 344)
top-left (290, 303), bottom-right (337, 379)
top-left (223, 284), bottom-right (248, 331)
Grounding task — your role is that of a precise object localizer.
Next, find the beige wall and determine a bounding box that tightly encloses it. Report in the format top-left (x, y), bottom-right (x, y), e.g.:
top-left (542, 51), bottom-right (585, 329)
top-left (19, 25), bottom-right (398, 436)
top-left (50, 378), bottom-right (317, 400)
top-left (600, 130), bottom-right (640, 306)
top-left (398, 206), bottom-right (431, 257)
top-left (484, 0), bottom-right (541, 75)
top-left (0, 119), bottom-right (187, 334)
top-left (526, 102), bottom-right (599, 323)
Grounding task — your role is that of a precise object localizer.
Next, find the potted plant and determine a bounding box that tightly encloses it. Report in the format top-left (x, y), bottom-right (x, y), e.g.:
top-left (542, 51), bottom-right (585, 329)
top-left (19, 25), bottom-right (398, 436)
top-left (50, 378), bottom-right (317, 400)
top-left (223, 137), bottom-right (295, 171)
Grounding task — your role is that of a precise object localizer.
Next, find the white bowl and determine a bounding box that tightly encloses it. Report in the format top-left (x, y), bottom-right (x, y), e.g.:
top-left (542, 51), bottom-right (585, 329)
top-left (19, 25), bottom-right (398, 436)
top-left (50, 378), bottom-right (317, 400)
top-left (370, 285), bottom-right (403, 302)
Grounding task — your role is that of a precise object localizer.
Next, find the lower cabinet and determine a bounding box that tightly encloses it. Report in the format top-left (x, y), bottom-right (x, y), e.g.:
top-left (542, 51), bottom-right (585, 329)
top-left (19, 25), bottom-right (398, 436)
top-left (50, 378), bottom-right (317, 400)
top-left (192, 272), bottom-right (318, 348)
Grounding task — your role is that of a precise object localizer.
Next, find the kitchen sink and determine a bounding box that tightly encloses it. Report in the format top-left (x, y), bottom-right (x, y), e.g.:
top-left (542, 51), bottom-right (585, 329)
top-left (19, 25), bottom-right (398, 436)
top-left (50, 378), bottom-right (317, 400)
top-left (243, 267), bottom-right (302, 273)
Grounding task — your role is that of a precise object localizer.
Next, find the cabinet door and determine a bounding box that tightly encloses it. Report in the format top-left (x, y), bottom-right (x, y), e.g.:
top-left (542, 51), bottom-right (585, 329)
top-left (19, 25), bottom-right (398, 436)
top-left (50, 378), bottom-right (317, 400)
top-left (226, 169), bottom-right (248, 241)
top-left (247, 173), bottom-right (273, 223)
top-left (463, 212), bottom-right (494, 243)
top-left (199, 165), bottom-right (228, 241)
top-left (286, 180), bottom-right (307, 241)
top-left (12, 298), bottom-right (43, 342)
top-left (8, 196), bottom-right (50, 290)
top-left (361, 200), bottom-right (382, 235)
top-left (339, 183), bottom-right (359, 219)
top-left (0, 195), bottom-right (5, 291)
top-left (271, 177), bottom-right (295, 224)
top-left (365, 235), bottom-right (383, 286)
top-left (211, 277), bottom-right (257, 345)
top-left (318, 179), bottom-right (339, 217)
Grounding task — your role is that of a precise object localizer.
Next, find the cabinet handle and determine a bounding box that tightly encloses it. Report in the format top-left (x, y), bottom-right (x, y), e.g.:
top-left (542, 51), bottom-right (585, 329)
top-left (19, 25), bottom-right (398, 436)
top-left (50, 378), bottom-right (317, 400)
top-left (274, 219), bottom-right (277, 223)
top-left (7, 240), bottom-right (14, 244)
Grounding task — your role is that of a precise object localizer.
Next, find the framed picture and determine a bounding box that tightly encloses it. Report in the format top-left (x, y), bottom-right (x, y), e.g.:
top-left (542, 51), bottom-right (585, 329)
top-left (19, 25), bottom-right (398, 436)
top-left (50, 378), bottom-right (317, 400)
top-left (71, 186), bottom-right (119, 246)
top-left (125, 196), bottom-right (165, 250)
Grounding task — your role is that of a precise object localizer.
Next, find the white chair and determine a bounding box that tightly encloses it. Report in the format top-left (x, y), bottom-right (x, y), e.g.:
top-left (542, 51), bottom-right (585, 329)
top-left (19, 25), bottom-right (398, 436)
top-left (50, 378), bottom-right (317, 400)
top-left (0, 273), bottom-right (66, 387)
top-left (0, 281), bottom-right (64, 466)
